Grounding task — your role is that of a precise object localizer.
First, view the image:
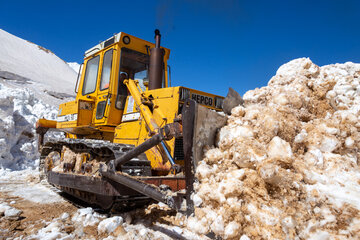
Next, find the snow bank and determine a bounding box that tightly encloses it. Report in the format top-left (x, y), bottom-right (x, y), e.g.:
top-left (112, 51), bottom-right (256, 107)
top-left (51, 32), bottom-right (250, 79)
top-left (189, 58), bottom-right (360, 239)
top-left (0, 82), bottom-right (58, 170)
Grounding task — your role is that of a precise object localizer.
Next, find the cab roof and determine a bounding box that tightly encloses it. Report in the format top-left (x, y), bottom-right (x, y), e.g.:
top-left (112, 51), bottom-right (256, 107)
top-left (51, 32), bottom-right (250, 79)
top-left (84, 32), bottom-right (170, 59)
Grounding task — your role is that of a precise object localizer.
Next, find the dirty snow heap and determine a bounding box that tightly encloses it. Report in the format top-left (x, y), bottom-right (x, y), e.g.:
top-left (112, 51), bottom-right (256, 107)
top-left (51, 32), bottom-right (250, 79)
top-left (188, 58), bottom-right (360, 239)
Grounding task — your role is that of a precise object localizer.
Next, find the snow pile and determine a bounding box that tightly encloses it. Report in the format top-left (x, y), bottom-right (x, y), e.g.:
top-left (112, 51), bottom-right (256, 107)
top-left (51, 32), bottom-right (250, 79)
top-left (0, 82), bottom-right (58, 170)
top-left (189, 58), bottom-right (360, 239)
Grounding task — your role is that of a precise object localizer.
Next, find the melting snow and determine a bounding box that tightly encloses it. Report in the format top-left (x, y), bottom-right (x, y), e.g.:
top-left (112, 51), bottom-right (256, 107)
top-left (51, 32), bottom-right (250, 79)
top-left (191, 58), bottom-right (360, 239)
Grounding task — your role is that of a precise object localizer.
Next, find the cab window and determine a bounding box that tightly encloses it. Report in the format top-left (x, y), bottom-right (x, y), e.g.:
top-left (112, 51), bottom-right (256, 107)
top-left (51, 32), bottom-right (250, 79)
top-left (100, 49), bottom-right (113, 90)
top-left (115, 48), bottom-right (149, 109)
top-left (120, 48), bottom-right (149, 91)
top-left (82, 55), bottom-right (100, 95)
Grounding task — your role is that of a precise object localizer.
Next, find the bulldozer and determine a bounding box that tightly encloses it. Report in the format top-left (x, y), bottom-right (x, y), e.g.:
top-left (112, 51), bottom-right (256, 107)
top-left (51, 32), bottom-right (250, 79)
top-left (36, 30), bottom-right (243, 214)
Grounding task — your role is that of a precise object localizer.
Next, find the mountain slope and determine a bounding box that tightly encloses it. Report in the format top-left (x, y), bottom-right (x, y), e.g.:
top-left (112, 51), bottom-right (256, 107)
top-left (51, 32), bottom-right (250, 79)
top-left (0, 29), bottom-right (78, 103)
top-left (67, 62), bottom-right (81, 74)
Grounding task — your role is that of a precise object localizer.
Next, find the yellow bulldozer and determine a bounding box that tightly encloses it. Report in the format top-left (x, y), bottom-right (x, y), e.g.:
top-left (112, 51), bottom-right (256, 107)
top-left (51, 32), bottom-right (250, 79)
top-left (36, 30), bottom-right (243, 214)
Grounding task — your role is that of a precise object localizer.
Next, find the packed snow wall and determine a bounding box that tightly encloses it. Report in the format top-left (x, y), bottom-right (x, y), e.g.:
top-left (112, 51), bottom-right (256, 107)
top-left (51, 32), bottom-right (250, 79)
top-left (0, 29), bottom-right (77, 170)
top-left (0, 83), bottom-right (58, 170)
top-left (187, 58), bottom-right (360, 239)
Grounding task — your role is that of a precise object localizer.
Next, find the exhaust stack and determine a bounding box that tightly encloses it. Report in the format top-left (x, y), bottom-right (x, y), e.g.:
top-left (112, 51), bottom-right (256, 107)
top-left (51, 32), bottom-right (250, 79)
top-left (148, 29), bottom-right (164, 90)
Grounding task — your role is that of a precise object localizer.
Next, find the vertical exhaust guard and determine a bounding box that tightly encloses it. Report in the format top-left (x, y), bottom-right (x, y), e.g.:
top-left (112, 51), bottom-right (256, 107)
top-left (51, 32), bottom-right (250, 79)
top-left (149, 29), bottom-right (164, 90)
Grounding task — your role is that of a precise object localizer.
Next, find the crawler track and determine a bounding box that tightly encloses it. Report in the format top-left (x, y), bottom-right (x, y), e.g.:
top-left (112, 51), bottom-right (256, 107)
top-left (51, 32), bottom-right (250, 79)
top-left (39, 138), bottom-right (152, 211)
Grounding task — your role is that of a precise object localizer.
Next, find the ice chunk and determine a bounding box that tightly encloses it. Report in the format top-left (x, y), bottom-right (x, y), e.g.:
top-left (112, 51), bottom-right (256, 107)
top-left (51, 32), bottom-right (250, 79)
top-left (61, 212), bottom-right (69, 220)
top-left (0, 203), bottom-right (11, 216)
top-left (72, 207), bottom-right (103, 226)
top-left (309, 149), bottom-right (324, 167)
top-left (224, 221), bottom-right (241, 239)
top-left (219, 125), bottom-right (254, 143)
top-left (210, 215), bottom-right (225, 235)
top-left (5, 207), bottom-right (22, 219)
top-left (320, 136), bottom-right (339, 153)
top-left (97, 216), bottom-right (123, 234)
top-left (240, 235), bottom-right (251, 240)
top-left (192, 193), bottom-right (203, 207)
top-left (294, 129), bottom-right (307, 143)
top-left (267, 136), bottom-right (293, 159)
top-left (345, 137), bottom-right (354, 148)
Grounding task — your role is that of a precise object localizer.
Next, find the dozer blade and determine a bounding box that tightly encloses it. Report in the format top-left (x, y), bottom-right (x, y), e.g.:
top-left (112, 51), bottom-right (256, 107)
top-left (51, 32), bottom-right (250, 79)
top-left (222, 87), bottom-right (244, 115)
top-left (182, 99), bottom-right (227, 214)
top-left (182, 99), bottom-right (227, 168)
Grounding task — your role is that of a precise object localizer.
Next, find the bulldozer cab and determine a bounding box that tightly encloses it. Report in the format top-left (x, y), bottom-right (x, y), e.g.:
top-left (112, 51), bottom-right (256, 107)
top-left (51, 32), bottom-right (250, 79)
top-left (69, 33), bottom-right (170, 132)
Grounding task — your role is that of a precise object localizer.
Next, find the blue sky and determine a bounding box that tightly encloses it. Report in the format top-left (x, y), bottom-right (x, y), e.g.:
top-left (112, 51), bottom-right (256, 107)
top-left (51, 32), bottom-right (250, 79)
top-left (1, 0), bottom-right (359, 96)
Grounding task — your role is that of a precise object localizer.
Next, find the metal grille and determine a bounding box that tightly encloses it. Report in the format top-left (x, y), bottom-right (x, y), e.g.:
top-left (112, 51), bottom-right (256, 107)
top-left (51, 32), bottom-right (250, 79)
top-left (174, 137), bottom-right (184, 160)
top-left (104, 37), bottom-right (115, 48)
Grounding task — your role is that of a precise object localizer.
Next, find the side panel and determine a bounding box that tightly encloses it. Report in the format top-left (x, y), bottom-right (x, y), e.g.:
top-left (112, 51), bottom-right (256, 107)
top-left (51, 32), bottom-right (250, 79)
top-left (77, 100), bottom-right (94, 126)
top-left (114, 121), bottom-right (141, 145)
top-left (57, 100), bottom-right (78, 129)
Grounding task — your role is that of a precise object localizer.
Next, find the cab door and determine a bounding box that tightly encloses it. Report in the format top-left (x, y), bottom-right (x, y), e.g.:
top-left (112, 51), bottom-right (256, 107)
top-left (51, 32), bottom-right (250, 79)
top-left (93, 48), bottom-right (114, 125)
top-left (79, 53), bottom-right (101, 128)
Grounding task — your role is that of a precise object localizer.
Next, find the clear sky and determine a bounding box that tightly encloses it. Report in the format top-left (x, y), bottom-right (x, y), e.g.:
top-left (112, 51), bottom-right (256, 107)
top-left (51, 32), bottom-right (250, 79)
top-left (1, 0), bottom-right (359, 96)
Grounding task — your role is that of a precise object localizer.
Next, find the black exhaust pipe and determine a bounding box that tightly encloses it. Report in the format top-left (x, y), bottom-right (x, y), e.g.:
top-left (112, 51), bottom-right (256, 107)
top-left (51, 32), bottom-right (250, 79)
top-left (148, 29), bottom-right (164, 90)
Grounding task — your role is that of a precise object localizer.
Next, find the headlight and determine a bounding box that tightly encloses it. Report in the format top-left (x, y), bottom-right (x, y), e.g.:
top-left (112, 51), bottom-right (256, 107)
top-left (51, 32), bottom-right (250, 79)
top-left (180, 88), bottom-right (190, 101)
top-left (215, 97), bottom-right (223, 109)
top-left (123, 36), bottom-right (130, 44)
